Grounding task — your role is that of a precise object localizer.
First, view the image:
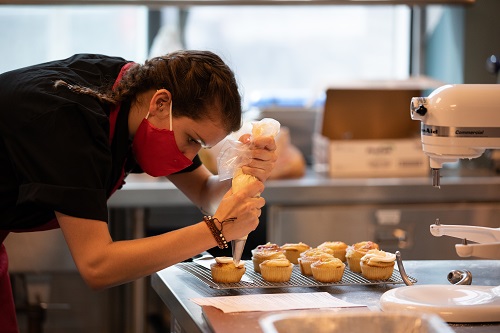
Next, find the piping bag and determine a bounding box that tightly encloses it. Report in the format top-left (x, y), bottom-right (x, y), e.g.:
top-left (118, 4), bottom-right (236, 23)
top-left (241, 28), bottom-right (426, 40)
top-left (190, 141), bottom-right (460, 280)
top-left (217, 118), bottom-right (281, 266)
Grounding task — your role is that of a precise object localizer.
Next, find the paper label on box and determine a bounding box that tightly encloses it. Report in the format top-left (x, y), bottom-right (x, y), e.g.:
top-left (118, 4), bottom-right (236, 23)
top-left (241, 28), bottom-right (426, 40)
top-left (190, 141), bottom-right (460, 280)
top-left (325, 138), bottom-right (429, 178)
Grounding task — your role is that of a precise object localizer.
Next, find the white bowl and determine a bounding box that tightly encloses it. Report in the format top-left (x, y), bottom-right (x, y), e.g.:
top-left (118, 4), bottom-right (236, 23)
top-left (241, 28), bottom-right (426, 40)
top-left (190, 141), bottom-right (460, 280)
top-left (380, 284), bottom-right (500, 323)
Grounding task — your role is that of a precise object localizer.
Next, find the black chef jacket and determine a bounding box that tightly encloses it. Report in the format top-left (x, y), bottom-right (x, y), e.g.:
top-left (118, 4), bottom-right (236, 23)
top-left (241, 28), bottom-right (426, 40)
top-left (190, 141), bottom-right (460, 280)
top-left (0, 54), bottom-right (201, 231)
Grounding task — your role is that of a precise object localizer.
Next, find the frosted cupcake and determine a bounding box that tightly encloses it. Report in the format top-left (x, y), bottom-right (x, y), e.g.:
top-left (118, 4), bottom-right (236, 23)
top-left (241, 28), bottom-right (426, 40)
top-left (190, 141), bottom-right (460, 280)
top-left (259, 258), bottom-right (294, 282)
top-left (280, 242), bottom-right (311, 264)
top-left (252, 242), bottom-right (282, 253)
top-left (298, 248), bottom-right (335, 276)
top-left (345, 241), bottom-right (379, 273)
top-left (360, 249), bottom-right (396, 280)
top-left (311, 257), bottom-right (346, 283)
top-left (210, 257), bottom-right (246, 283)
top-left (251, 243), bottom-right (286, 273)
top-left (317, 241), bottom-right (348, 262)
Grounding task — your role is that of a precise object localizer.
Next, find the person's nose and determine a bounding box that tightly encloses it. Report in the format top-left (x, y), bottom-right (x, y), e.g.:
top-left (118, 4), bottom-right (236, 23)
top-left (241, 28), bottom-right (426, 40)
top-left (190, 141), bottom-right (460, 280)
top-left (183, 147), bottom-right (201, 161)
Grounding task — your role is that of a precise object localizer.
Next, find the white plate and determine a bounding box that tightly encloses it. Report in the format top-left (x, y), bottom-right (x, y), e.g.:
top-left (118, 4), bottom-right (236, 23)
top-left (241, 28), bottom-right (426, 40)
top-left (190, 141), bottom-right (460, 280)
top-left (380, 285), bottom-right (500, 323)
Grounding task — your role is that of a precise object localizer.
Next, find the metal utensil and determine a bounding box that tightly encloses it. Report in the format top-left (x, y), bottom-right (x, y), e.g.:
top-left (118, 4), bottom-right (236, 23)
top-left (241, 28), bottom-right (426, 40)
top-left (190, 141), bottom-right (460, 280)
top-left (447, 270), bottom-right (473, 285)
top-left (395, 251), bottom-right (414, 286)
top-left (232, 237), bottom-right (247, 266)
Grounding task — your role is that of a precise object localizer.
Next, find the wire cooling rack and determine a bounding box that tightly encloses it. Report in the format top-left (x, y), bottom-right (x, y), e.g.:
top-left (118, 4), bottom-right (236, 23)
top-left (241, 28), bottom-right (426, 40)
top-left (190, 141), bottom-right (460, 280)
top-left (176, 261), bottom-right (417, 290)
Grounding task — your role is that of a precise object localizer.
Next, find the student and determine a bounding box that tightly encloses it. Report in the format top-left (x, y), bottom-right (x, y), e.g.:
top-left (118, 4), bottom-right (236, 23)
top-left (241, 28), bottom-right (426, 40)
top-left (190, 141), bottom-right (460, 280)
top-left (0, 50), bottom-right (277, 332)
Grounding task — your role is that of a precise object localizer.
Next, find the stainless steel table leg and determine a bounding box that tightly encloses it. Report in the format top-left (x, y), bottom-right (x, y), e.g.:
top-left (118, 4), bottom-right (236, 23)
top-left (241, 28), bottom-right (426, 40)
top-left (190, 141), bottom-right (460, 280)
top-left (132, 208), bottom-right (146, 333)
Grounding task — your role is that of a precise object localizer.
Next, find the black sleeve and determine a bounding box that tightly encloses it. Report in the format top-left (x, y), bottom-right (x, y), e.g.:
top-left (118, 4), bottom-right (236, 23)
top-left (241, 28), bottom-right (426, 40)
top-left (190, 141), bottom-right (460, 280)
top-left (6, 104), bottom-right (111, 222)
top-left (0, 54), bottom-right (130, 227)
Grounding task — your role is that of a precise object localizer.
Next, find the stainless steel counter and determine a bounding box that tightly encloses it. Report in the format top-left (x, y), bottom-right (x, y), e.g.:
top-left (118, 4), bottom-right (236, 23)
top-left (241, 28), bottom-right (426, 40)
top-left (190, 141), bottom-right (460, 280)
top-left (151, 260), bottom-right (500, 333)
top-left (0, 0), bottom-right (476, 7)
top-left (107, 169), bottom-right (500, 332)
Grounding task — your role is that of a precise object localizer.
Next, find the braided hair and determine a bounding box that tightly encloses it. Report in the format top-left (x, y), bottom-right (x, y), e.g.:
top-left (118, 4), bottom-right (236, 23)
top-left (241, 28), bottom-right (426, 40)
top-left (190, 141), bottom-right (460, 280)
top-left (55, 50), bottom-right (242, 133)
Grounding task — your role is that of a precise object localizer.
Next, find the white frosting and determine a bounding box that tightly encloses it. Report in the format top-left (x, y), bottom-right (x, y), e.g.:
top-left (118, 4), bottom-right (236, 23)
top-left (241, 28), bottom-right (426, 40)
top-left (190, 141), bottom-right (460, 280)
top-left (232, 168), bottom-right (257, 193)
top-left (215, 256), bottom-right (245, 268)
top-left (301, 248), bottom-right (334, 258)
top-left (312, 257), bottom-right (344, 268)
top-left (361, 250), bottom-right (396, 264)
top-left (261, 258), bottom-right (292, 267)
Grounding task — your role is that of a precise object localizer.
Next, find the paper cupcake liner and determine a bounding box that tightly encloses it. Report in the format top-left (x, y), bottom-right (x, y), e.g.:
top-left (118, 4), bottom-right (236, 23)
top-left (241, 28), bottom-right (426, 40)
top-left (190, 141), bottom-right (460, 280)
top-left (283, 250), bottom-right (301, 264)
top-left (346, 257), bottom-right (362, 273)
top-left (259, 264), bottom-right (293, 282)
top-left (360, 262), bottom-right (394, 280)
top-left (298, 257), bottom-right (320, 276)
top-left (311, 265), bottom-right (345, 283)
top-left (332, 250), bottom-right (347, 262)
top-left (252, 257), bottom-right (264, 273)
top-left (210, 265), bottom-right (246, 283)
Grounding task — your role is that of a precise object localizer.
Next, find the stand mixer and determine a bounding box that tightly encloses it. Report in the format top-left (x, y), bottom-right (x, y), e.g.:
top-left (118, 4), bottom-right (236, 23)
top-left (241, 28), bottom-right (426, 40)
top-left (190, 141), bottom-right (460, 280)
top-left (410, 84), bottom-right (500, 260)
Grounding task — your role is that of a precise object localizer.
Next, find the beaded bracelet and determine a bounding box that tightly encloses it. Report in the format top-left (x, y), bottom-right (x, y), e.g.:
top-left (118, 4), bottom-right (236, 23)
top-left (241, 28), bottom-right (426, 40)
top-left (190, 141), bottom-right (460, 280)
top-left (203, 216), bottom-right (228, 249)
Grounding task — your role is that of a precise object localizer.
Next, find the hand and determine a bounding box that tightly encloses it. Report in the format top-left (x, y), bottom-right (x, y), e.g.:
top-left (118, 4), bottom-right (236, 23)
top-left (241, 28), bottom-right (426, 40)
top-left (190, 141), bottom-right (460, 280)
top-left (238, 134), bottom-right (277, 182)
top-left (213, 180), bottom-right (265, 241)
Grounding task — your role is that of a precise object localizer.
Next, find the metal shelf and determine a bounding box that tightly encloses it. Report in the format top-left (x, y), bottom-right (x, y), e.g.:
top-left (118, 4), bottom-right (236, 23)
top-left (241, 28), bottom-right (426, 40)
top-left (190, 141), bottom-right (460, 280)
top-left (0, 0), bottom-right (475, 7)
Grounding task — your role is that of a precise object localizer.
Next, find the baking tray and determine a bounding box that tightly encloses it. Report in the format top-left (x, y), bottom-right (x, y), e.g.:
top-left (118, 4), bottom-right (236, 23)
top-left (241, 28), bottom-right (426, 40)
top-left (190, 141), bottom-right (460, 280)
top-left (176, 261), bottom-right (417, 289)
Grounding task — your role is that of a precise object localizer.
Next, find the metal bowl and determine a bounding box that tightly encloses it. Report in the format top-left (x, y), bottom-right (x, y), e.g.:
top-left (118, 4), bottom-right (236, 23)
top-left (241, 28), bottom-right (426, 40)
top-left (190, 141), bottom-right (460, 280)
top-left (259, 310), bottom-right (455, 333)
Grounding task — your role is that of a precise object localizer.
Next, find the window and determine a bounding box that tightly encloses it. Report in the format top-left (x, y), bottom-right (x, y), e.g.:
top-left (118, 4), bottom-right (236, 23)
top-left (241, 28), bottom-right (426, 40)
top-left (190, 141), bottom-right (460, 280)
top-left (1, 5), bottom-right (411, 109)
top-left (0, 6), bottom-right (149, 74)
top-left (176, 6), bottom-right (411, 106)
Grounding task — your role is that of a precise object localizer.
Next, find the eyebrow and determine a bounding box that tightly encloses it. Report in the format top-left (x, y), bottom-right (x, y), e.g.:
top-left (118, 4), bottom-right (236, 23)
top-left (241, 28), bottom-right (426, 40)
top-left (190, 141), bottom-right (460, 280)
top-left (196, 139), bottom-right (210, 149)
top-left (193, 132), bottom-right (210, 149)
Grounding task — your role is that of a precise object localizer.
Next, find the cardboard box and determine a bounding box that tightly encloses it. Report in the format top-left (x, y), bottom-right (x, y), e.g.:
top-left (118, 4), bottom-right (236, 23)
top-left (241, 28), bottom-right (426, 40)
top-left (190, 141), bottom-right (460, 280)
top-left (314, 79), bottom-right (440, 177)
top-left (318, 136), bottom-right (429, 178)
top-left (321, 88), bottom-right (421, 140)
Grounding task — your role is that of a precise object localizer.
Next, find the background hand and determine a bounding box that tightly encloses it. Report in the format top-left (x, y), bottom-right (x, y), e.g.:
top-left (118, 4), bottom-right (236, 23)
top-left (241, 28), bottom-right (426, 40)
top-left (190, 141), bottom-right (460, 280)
top-left (238, 135), bottom-right (277, 182)
top-left (213, 180), bottom-right (265, 241)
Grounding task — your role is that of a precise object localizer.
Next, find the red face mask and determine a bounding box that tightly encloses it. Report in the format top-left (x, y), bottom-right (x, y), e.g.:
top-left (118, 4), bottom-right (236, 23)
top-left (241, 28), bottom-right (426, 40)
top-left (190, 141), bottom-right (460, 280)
top-left (132, 102), bottom-right (193, 177)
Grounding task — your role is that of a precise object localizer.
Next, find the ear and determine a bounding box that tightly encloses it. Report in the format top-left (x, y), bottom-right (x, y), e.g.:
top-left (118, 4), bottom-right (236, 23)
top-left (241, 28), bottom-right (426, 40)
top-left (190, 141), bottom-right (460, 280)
top-left (149, 89), bottom-right (172, 117)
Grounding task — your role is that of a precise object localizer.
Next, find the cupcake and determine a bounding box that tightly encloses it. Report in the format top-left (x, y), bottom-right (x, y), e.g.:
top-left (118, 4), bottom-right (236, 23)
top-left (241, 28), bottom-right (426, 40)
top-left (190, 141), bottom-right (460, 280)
top-left (252, 242), bottom-right (282, 253)
top-left (297, 248), bottom-right (335, 276)
top-left (251, 243), bottom-right (286, 273)
top-left (345, 241), bottom-right (379, 273)
top-left (317, 241), bottom-right (348, 262)
top-left (280, 242), bottom-right (311, 264)
top-left (259, 258), bottom-right (294, 282)
top-left (311, 257), bottom-right (346, 283)
top-left (210, 256), bottom-right (246, 283)
top-left (360, 249), bottom-right (396, 280)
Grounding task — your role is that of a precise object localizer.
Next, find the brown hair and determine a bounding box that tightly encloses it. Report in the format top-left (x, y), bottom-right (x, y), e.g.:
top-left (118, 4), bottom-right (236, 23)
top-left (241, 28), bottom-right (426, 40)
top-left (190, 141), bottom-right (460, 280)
top-left (55, 50), bottom-right (242, 133)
